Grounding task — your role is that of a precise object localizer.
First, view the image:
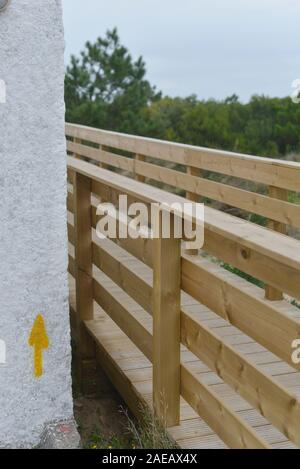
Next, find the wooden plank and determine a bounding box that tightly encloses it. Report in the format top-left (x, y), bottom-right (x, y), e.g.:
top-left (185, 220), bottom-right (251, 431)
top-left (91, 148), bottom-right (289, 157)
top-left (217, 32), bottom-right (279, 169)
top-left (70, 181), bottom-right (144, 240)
top-left (67, 167), bottom-right (75, 185)
top-left (153, 211), bottom-right (181, 427)
top-left (91, 200), bottom-right (154, 268)
top-left (68, 156), bottom-right (300, 299)
top-left (185, 166), bottom-right (201, 255)
top-left (73, 172), bottom-right (93, 321)
top-left (181, 310), bottom-right (300, 447)
top-left (68, 253), bottom-right (75, 277)
top-left (135, 159), bottom-right (300, 228)
top-left (135, 154), bottom-right (146, 182)
top-left (267, 186), bottom-right (289, 234)
top-left (92, 233), bottom-right (152, 314)
top-left (181, 255), bottom-right (300, 371)
top-left (202, 226), bottom-right (300, 300)
top-left (186, 166), bottom-right (201, 203)
top-left (67, 222), bottom-right (75, 246)
top-left (86, 322), bottom-right (148, 420)
top-left (67, 191), bottom-right (74, 213)
top-left (73, 172), bottom-right (95, 393)
top-left (73, 137), bottom-right (81, 159)
top-left (67, 140), bottom-right (134, 173)
top-left (265, 186), bottom-right (288, 300)
top-left (181, 365), bottom-right (270, 448)
top-left (66, 123), bottom-right (300, 192)
top-left (93, 277), bottom-right (152, 362)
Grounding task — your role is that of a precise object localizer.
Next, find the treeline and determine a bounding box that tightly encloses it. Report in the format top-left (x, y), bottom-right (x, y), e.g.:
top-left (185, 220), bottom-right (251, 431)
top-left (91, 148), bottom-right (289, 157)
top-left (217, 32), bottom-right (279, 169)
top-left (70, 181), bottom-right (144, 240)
top-left (65, 29), bottom-right (300, 158)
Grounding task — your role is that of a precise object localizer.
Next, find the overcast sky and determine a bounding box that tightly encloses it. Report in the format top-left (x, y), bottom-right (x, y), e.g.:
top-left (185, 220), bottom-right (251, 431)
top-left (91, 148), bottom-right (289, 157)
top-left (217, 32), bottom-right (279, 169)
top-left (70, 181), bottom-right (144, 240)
top-left (62, 0), bottom-right (300, 102)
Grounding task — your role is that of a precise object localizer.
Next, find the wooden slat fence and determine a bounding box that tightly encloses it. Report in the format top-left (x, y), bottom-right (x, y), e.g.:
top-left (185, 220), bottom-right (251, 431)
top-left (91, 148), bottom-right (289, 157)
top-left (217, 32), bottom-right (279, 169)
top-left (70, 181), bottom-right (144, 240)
top-left (66, 123), bottom-right (300, 449)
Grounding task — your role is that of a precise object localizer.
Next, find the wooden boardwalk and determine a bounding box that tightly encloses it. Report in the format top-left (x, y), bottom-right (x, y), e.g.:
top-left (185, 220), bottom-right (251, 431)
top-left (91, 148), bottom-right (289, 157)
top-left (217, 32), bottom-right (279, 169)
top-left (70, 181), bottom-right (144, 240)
top-left (69, 238), bottom-right (300, 449)
top-left (66, 123), bottom-right (300, 449)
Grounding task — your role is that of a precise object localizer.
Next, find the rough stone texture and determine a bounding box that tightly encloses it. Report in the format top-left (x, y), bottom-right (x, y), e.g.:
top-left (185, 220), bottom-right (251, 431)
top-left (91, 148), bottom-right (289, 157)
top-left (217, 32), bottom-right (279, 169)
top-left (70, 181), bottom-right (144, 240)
top-left (37, 419), bottom-right (81, 450)
top-left (0, 0), bottom-right (74, 448)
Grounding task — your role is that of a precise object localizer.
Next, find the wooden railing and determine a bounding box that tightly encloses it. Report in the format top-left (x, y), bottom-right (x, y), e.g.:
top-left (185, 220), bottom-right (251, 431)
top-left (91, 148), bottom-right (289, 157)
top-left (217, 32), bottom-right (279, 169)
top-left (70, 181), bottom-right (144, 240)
top-left (66, 123), bottom-right (300, 300)
top-left (66, 123), bottom-right (300, 449)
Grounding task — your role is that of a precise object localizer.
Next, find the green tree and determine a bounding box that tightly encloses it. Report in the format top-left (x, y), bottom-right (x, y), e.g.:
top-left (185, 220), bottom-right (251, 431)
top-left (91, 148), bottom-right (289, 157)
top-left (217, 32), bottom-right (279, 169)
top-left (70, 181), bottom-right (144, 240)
top-left (65, 28), bottom-right (160, 133)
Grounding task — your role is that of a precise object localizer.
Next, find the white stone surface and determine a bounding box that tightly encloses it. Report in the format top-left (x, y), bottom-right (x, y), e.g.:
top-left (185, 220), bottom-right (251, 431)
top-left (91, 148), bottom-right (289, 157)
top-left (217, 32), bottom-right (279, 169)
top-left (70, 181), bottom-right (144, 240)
top-left (0, 0), bottom-right (73, 448)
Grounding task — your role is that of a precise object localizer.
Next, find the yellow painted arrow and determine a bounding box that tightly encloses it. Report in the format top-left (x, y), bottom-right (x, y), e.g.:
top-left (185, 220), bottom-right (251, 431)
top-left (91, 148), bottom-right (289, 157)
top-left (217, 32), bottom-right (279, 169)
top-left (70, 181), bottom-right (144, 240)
top-left (28, 314), bottom-right (49, 378)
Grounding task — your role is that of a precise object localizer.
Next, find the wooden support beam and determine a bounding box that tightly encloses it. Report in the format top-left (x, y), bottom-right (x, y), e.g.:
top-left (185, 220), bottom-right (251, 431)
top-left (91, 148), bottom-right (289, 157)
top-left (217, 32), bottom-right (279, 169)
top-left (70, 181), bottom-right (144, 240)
top-left (135, 154), bottom-right (146, 182)
top-left (185, 166), bottom-right (201, 255)
top-left (73, 172), bottom-right (96, 394)
top-left (265, 186), bottom-right (288, 301)
top-left (73, 137), bottom-right (81, 159)
top-left (152, 211), bottom-right (181, 427)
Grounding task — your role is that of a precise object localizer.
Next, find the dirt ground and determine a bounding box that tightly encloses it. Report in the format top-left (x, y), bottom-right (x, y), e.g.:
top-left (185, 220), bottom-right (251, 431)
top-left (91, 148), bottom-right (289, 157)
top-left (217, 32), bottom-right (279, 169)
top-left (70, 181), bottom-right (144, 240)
top-left (73, 366), bottom-right (135, 449)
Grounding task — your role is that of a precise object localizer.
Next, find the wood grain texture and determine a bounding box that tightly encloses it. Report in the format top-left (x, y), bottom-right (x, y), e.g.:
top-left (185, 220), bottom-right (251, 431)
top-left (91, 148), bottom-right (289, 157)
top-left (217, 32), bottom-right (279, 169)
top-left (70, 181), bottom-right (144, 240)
top-left (66, 123), bottom-right (300, 191)
top-left (152, 211), bottom-right (181, 427)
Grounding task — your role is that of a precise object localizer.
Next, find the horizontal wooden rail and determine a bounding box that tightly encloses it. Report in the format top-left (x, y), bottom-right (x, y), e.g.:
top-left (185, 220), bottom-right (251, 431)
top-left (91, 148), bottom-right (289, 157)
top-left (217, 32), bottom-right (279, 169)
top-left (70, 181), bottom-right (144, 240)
top-left (68, 156), bottom-right (300, 300)
top-left (92, 234), bottom-right (152, 314)
top-left (67, 140), bottom-right (135, 173)
top-left (67, 135), bottom-right (300, 231)
top-left (135, 159), bottom-right (300, 228)
top-left (181, 255), bottom-right (300, 371)
top-left (66, 123), bottom-right (300, 257)
top-left (93, 273), bottom-right (153, 362)
top-left (66, 123), bottom-right (300, 192)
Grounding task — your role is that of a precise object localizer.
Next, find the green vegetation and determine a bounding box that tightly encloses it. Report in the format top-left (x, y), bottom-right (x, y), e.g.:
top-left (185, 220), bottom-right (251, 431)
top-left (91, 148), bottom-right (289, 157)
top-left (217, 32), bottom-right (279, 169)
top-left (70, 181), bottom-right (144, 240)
top-left (221, 263), bottom-right (265, 289)
top-left (65, 28), bottom-right (300, 159)
top-left (84, 406), bottom-right (177, 450)
top-left (124, 407), bottom-right (178, 449)
top-left (65, 28), bottom-right (160, 135)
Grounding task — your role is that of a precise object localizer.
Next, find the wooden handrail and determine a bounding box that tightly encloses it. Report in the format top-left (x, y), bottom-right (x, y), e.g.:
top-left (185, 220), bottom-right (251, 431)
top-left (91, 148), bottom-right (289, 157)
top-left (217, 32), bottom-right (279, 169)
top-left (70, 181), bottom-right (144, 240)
top-left (66, 122), bottom-right (300, 191)
top-left (66, 123), bottom-right (300, 304)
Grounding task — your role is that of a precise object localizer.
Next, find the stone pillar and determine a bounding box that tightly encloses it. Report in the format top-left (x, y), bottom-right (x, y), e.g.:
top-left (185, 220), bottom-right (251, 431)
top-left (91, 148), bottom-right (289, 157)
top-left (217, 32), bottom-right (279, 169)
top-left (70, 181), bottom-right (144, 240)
top-left (0, 0), bottom-right (78, 448)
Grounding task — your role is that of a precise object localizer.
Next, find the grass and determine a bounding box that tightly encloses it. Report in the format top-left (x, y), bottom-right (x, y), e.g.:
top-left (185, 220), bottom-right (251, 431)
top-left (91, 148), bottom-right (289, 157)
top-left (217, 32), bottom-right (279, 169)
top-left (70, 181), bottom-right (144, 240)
top-left (85, 405), bottom-right (178, 450)
top-left (124, 405), bottom-right (178, 450)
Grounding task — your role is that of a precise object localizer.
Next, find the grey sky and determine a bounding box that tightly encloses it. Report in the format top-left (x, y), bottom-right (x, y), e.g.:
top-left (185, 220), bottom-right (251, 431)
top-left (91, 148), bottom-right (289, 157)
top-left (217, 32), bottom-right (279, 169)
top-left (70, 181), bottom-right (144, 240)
top-left (62, 0), bottom-right (300, 102)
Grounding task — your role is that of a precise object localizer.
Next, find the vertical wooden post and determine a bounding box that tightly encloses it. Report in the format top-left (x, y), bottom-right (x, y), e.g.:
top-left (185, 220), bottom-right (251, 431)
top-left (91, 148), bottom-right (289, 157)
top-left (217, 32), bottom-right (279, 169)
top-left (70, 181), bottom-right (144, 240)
top-left (153, 210), bottom-right (181, 427)
top-left (74, 172), bottom-right (96, 394)
top-left (185, 166), bottom-right (201, 255)
top-left (73, 137), bottom-right (81, 159)
top-left (98, 144), bottom-right (107, 169)
top-left (135, 154), bottom-right (145, 182)
top-left (265, 185), bottom-right (288, 301)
